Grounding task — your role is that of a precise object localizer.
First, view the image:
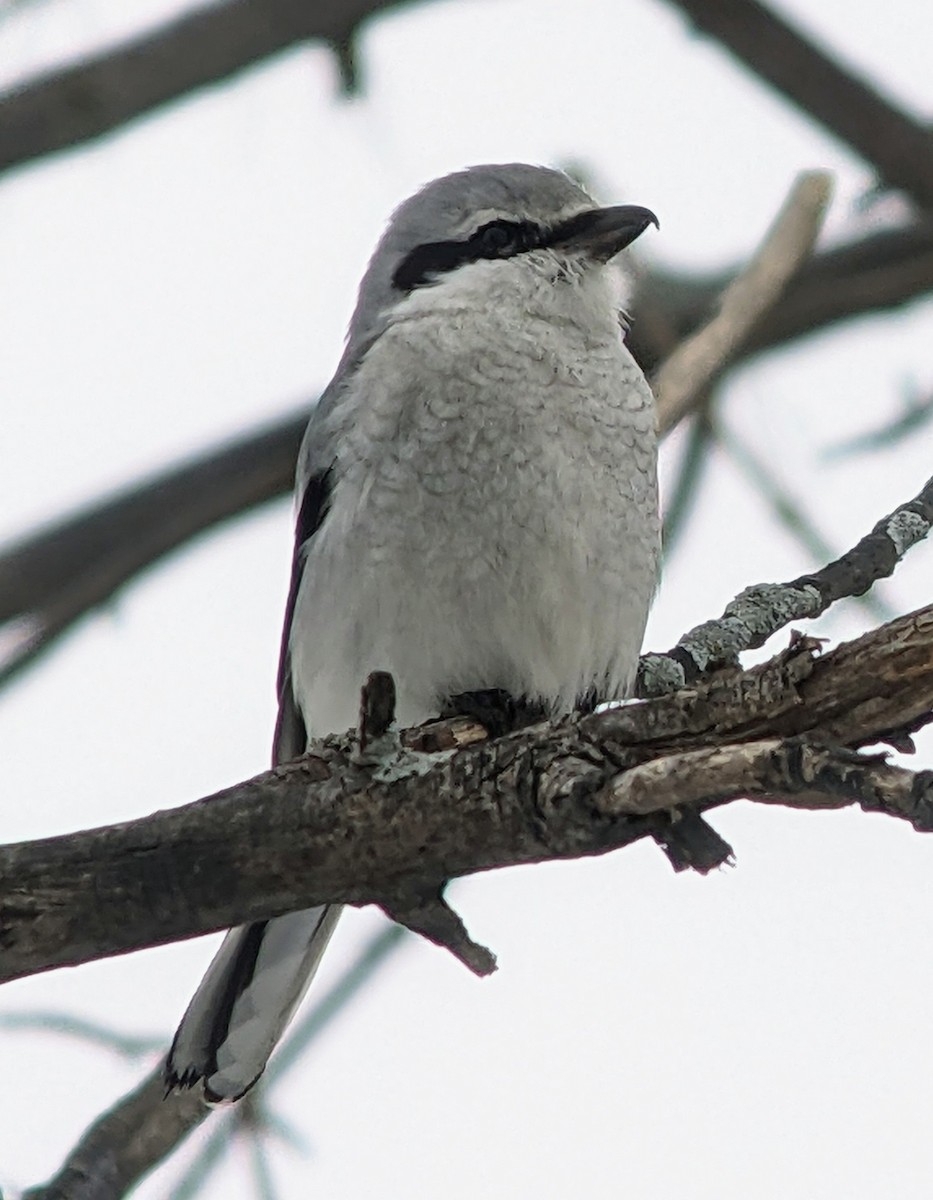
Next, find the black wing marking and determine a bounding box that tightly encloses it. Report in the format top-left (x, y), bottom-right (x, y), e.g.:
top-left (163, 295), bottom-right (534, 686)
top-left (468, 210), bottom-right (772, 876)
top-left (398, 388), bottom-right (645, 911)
top-left (272, 467), bottom-right (333, 766)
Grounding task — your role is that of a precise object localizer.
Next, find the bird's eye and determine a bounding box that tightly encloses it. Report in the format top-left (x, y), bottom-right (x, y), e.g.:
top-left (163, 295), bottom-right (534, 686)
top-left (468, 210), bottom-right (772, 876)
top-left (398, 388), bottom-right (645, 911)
top-left (475, 221), bottom-right (516, 255)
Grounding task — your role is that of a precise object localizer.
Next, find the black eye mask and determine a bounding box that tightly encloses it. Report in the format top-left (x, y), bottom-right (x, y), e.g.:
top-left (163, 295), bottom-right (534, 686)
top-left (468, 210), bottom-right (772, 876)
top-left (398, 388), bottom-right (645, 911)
top-left (392, 218), bottom-right (545, 292)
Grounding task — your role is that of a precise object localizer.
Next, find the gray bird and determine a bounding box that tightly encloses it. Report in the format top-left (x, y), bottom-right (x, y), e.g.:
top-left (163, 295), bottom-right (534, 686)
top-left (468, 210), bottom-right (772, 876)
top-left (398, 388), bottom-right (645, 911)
top-left (166, 163), bottom-right (660, 1102)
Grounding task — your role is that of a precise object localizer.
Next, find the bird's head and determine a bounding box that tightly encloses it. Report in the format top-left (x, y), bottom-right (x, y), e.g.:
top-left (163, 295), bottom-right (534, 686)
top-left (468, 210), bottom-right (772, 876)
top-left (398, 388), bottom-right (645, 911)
top-left (342, 163), bottom-right (658, 361)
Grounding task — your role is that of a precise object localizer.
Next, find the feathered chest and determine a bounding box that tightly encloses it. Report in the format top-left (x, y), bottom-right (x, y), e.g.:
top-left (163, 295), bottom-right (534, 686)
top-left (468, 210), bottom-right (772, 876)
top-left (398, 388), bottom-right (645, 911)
top-left (292, 272), bottom-right (661, 728)
top-left (328, 297), bottom-right (658, 582)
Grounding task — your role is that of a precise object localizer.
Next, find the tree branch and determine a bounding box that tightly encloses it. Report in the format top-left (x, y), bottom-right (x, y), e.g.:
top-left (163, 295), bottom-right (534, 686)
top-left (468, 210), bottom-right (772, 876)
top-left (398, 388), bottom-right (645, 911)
top-left (653, 170), bottom-right (832, 433)
top-left (661, 0), bottom-right (933, 210)
top-left (601, 739), bottom-right (933, 829)
top-left (13, 491), bottom-right (932, 1196)
top-left (0, 408), bottom-right (307, 686)
top-left (0, 0), bottom-right (425, 176)
top-left (628, 219), bottom-right (933, 371)
top-left (638, 473), bottom-right (933, 695)
top-left (22, 925), bottom-right (407, 1200)
top-left (20, 1074), bottom-right (206, 1200)
top-left (2, 601), bottom-right (931, 986)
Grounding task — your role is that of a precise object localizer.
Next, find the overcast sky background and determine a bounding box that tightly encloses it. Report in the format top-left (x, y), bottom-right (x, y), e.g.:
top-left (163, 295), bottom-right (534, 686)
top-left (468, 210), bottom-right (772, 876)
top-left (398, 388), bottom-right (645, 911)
top-left (1, 0), bottom-right (932, 1195)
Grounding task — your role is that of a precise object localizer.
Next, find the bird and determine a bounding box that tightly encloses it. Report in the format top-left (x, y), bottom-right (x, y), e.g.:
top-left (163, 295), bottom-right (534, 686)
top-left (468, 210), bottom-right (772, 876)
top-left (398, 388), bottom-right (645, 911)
top-left (165, 163), bottom-right (661, 1103)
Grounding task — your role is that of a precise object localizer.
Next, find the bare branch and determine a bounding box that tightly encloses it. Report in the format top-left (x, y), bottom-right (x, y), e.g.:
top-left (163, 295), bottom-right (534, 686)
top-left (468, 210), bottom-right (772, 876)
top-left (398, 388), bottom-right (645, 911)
top-left (660, 399), bottom-right (713, 554)
top-left (26, 925), bottom-right (405, 1199)
top-left (823, 388), bottom-right (933, 460)
top-left (0, 408), bottom-right (307, 685)
top-left (661, 0), bottom-right (933, 210)
top-left (381, 887), bottom-right (496, 976)
top-left (714, 419), bottom-right (892, 623)
top-left (653, 170), bottom-right (833, 433)
top-left (629, 220), bottom-right (933, 371)
top-left (601, 739), bottom-right (933, 829)
top-left (2, 601), bottom-right (931, 986)
top-left (0, 0), bottom-right (426, 176)
top-left (14, 487), bottom-right (933, 1193)
top-left (0, 1011), bottom-right (163, 1058)
top-left (17, 607), bottom-right (933, 1199)
top-left (21, 1073), bottom-right (207, 1200)
top-left (357, 670), bottom-right (399, 757)
top-left (639, 473), bottom-right (933, 695)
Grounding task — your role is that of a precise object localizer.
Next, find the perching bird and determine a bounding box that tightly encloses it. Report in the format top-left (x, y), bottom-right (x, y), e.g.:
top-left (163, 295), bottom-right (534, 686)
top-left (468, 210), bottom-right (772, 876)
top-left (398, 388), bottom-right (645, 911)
top-left (166, 163), bottom-right (660, 1102)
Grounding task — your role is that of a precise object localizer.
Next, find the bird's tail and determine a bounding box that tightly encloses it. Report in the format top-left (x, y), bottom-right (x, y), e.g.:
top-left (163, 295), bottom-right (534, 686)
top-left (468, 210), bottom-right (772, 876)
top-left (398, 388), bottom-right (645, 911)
top-left (165, 904), bottom-right (342, 1102)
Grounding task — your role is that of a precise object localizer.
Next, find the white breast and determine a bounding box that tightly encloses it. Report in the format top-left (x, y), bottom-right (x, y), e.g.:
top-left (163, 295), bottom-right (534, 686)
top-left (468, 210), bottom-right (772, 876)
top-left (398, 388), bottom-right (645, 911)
top-left (289, 254), bottom-right (660, 736)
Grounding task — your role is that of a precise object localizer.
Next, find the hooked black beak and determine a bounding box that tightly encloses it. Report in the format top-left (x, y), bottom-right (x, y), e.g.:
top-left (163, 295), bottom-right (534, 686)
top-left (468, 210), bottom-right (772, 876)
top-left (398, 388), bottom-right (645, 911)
top-left (550, 204), bottom-right (659, 262)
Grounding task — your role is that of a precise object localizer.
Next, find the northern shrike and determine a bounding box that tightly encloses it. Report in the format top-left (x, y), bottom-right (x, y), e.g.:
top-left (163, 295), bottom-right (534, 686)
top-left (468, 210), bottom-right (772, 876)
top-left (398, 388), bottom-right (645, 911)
top-left (166, 163), bottom-right (660, 1102)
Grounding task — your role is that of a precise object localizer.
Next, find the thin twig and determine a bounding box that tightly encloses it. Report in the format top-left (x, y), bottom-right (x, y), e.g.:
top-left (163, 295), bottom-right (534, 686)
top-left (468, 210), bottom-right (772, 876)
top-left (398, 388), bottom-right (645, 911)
top-left (638, 473), bottom-right (933, 695)
top-left (823, 388), bottom-right (933, 460)
top-left (715, 419), bottom-right (892, 624)
top-left (0, 1011), bottom-right (163, 1059)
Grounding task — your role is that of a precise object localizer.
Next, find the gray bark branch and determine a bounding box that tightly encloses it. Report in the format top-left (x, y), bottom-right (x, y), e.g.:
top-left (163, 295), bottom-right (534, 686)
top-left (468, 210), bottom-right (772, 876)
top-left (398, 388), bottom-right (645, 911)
top-left (602, 740), bottom-right (933, 824)
top-left (21, 1073), bottom-right (207, 1200)
top-left (638, 473), bottom-right (933, 695)
top-left (2, 602), bottom-right (931, 986)
top-left (18, 601), bottom-right (933, 1200)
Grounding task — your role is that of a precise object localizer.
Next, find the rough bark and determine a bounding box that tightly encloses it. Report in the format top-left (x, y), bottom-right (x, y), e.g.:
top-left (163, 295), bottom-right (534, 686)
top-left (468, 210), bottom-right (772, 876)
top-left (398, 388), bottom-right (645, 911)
top-left (2, 604), bottom-right (931, 986)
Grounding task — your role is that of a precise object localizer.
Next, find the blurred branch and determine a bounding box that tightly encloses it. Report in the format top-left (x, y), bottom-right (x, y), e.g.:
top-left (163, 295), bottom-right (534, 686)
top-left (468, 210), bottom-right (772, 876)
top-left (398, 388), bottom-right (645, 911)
top-left (25, 924), bottom-right (404, 1199)
top-left (0, 0), bottom-right (51, 15)
top-left (660, 402), bottom-right (713, 558)
top-left (163, 924), bottom-right (405, 1199)
top-left (652, 170), bottom-right (833, 433)
top-left (246, 1122), bottom-right (279, 1200)
top-left (4, 0), bottom-right (932, 204)
top-left (628, 218), bottom-right (933, 368)
top-left (0, 0), bottom-right (423, 176)
top-left (3, 216), bottom-right (932, 696)
top-left (823, 388), bottom-right (933, 460)
top-left (662, 0), bottom-right (933, 210)
top-left (0, 407), bottom-right (307, 687)
top-left (22, 1072), bottom-right (208, 1200)
top-left (0, 1010), bottom-right (163, 1058)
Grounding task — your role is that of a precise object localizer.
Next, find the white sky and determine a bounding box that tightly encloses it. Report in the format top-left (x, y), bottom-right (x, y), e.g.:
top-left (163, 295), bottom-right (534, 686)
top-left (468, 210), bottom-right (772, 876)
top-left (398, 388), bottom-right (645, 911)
top-left (0, 0), bottom-right (932, 1196)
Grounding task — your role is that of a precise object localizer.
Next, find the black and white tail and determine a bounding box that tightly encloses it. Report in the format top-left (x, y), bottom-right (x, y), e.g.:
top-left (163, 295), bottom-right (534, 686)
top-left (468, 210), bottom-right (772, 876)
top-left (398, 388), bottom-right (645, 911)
top-left (166, 904), bottom-right (341, 1102)
top-left (166, 454), bottom-right (340, 1102)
